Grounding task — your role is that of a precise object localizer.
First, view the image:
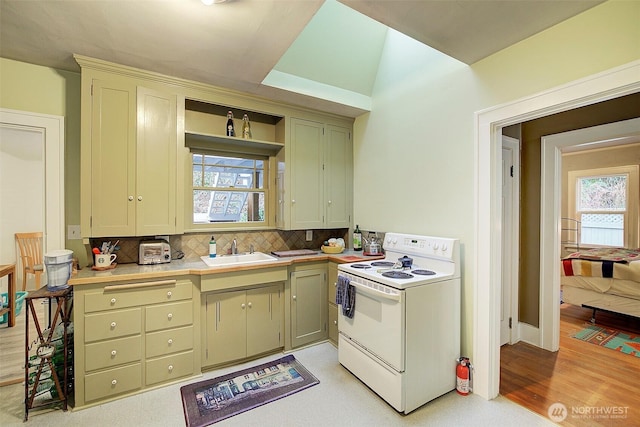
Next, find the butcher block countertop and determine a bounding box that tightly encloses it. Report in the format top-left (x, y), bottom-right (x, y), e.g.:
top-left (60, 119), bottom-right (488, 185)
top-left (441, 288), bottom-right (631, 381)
top-left (68, 250), bottom-right (382, 286)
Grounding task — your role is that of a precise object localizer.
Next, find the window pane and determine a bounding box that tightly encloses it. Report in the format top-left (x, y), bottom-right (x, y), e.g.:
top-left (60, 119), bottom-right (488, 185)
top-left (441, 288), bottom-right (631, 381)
top-left (580, 213), bottom-right (624, 246)
top-left (193, 190), bottom-right (265, 223)
top-left (578, 175), bottom-right (626, 211)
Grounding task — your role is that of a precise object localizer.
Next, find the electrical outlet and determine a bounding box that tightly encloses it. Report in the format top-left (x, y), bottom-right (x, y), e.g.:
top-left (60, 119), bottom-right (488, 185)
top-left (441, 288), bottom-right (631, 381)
top-left (306, 230), bottom-right (313, 241)
top-left (68, 225), bottom-right (81, 240)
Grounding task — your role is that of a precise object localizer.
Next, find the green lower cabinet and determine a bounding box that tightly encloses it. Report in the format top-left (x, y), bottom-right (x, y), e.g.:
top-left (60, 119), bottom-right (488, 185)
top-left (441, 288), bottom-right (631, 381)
top-left (203, 284), bottom-right (283, 367)
top-left (290, 266), bottom-right (328, 348)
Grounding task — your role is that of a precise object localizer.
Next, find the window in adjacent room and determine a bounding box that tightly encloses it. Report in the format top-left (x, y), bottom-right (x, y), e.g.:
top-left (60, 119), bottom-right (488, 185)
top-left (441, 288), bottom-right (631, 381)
top-left (568, 165), bottom-right (639, 248)
top-left (191, 152), bottom-right (268, 227)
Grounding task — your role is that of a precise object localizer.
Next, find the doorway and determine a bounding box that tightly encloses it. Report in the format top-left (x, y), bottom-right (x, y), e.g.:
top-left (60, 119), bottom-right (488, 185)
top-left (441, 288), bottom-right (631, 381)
top-left (473, 61), bottom-right (640, 399)
top-left (0, 108), bottom-right (65, 384)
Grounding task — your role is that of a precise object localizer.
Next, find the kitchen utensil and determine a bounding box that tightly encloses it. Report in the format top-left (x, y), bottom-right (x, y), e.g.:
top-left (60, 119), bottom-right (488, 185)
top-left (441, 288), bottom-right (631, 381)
top-left (398, 255), bottom-right (413, 268)
top-left (363, 232), bottom-right (382, 255)
top-left (92, 247), bottom-right (100, 254)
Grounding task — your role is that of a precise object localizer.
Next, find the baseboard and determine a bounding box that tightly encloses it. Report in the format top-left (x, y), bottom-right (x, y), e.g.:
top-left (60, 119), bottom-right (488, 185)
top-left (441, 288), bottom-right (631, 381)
top-left (517, 322), bottom-right (540, 346)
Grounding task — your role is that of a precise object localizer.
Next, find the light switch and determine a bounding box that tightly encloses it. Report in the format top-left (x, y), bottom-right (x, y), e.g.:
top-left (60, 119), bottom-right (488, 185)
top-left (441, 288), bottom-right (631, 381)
top-left (68, 225), bottom-right (81, 240)
top-left (306, 230), bottom-right (313, 241)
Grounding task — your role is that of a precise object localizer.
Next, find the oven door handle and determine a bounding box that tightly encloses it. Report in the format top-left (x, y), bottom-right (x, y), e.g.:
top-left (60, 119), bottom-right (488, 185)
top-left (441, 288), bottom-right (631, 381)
top-left (349, 281), bottom-right (401, 302)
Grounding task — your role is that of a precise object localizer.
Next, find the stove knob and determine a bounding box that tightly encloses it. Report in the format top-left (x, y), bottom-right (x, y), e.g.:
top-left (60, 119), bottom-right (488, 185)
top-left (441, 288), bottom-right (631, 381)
top-left (441, 244), bottom-right (448, 252)
top-left (433, 243), bottom-right (439, 251)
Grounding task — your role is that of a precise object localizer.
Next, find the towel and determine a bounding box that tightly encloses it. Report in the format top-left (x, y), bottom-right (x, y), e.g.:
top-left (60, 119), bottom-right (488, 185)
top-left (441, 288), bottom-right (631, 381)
top-left (336, 275), bottom-right (355, 319)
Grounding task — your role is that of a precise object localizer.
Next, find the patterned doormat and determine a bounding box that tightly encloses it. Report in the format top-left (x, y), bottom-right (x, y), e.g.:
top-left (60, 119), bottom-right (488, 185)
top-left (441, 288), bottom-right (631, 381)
top-left (573, 325), bottom-right (640, 357)
top-left (180, 355), bottom-right (319, 427)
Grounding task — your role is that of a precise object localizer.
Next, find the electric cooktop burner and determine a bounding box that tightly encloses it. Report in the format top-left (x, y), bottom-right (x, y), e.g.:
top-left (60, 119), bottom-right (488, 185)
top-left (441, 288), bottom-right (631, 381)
top-left (371, 261), bottom-right (395, 267)
top-left (411, 269), bottom-right (436, 275)
top-left (381, 271), bottom-right (414, 279)
top-left (350, 263), bottom-right (371, 269)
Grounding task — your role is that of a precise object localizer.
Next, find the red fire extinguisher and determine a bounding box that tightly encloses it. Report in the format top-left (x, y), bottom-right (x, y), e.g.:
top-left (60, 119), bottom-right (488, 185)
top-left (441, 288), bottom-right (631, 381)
top-left (456, 357), bottom-right (472, 396)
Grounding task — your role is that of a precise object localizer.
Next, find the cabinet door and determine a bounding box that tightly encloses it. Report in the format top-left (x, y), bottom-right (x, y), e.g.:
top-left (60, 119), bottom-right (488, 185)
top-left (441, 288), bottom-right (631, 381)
top-left (290, 118), bottom-right (324, 229)
top-left (291, 268), bottom-right (328, 348)
top-left (136, 86), bottom-right (177, 235)
top-left (90, 78), bottom-right (137, 237)
top-left (246, 285), bottom-right (282, 357)
top-left (205, 291), bottom-right (246, 366)
top-left (325, 125), bottom-right (352, 228)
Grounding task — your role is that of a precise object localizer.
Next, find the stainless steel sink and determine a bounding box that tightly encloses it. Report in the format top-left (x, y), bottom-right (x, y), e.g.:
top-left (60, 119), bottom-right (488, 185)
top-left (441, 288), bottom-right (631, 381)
top-left (200, 252), bottom-right (279, 267)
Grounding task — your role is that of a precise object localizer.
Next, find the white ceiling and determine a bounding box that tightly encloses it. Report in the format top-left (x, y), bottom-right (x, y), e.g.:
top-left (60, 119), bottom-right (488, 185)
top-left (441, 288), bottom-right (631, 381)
top-left (0, 0), bottom-right (604, 118)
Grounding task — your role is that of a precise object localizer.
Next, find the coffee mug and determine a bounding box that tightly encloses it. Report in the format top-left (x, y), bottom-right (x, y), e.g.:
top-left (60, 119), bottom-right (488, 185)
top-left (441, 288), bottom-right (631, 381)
top-left (95, 253), bottom-right (117, 268)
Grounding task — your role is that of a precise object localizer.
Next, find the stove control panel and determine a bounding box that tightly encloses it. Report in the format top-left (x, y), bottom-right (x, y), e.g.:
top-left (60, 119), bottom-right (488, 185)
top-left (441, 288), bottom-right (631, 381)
top-left (384, 233), bottom-right (457, 260)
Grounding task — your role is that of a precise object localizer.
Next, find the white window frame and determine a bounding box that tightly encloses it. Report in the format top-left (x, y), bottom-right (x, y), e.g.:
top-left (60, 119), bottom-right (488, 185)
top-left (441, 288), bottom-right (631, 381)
top-left (186, 149), bottom-right (275, 232)
top-left (568, 165), bottom-right (639, 248)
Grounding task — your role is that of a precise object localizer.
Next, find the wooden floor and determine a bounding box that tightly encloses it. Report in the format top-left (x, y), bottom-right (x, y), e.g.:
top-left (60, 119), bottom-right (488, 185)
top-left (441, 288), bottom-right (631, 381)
top-left (0, 299), bottom-right (45, 385)
top-left (500, 304), bottom-right (640, 426)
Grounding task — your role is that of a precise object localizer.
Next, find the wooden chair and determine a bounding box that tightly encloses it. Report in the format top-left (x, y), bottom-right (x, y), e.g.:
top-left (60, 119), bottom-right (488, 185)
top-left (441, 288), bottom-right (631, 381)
top-left (15, 232), bottom-right (44, 291)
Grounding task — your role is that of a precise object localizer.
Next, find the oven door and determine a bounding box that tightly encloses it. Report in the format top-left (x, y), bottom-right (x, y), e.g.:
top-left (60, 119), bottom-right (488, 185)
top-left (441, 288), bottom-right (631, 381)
top-left (338, 275), bottom-right (405, 371)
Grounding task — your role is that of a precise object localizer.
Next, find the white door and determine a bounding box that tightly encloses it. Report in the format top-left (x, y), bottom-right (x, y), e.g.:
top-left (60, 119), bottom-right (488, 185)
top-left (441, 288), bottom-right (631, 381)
top-left (501, 136), bottom-right (520, 345)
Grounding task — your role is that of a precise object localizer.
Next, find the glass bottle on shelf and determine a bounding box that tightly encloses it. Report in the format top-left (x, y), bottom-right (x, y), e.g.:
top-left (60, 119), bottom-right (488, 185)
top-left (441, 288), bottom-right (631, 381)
top-left (241, 114), bottom-right (252, 139)
top-left (226, 111), bottom-right (235, 137)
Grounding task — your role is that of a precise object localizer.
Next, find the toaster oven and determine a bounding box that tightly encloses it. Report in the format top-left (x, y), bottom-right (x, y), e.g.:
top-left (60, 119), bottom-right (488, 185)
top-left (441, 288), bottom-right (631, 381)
top-left (138, 240), bottom-right (171, 265)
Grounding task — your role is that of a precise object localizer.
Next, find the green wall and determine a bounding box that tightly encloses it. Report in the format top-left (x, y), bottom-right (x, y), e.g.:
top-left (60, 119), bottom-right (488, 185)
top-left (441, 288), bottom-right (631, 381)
top-left (0, 58), bottom-right (85, 264)
top-left (353, 0), bottom-right (640, 355)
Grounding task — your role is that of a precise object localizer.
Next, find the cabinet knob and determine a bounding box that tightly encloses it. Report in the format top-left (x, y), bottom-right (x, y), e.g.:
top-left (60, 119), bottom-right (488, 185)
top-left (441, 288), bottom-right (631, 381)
top-left (167, 313), bottom-right (173, 320)
top-left (137, 195), bottom-right (143, 201)
top-left (247, 302), bottom-right (252, 308)
top-left (110, 298), bottom-right (116, 304)
top-left (168, 365), bottom-right (174, 372)
top-left (292, 295), bottom-right (297, 301)
top-left (241, 303), bottom-right (246, 309)
top-left (128, 196), bottom-right (134, 201)
top-left (167, 291), bottom-right (172, 298)
top-left (334, 282), bottom-right (337, 287)
top-left (328, 200), bottom-right (332, 205)
top-left (111, 379), bottom-right (117, 386)
top-left (292, 199), bottom-right (296, 204)
top-left (168, 339), bottom-right (173, 345)
top-left (111, 350), bottom-right (117, 356)
top-left (334, 320), bottom-right (337, 325)
top-left (110, 322), bottom-right (116, 328)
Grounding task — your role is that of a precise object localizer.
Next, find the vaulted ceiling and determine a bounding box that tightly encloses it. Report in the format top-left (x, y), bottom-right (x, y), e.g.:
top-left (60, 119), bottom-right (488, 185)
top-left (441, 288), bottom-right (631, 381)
top-left (0, 0), bottom-right (604, 117)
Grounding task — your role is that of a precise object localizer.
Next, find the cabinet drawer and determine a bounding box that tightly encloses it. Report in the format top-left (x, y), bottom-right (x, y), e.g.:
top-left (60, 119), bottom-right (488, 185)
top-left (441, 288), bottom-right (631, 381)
top-left (145, 350), bottom-right (194, 386)
top-left (84, 280), bottom-right (192, 313)
top-left (145, 325), bottom-right (193, 358)
top-left (84, 363), bottom-right (142, 402)
top-left (85, 308), bottom-right (142, 343)
top-left (85, 335), bottom-right (142, 372)
top-left (145, 300), bottom-right (192, 332)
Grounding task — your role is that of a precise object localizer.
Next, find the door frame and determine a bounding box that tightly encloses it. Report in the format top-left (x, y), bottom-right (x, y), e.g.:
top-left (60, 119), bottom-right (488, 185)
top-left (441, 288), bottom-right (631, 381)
top-left (473, 60), bottom-right (640, 400)
top-left (0, 108), bottom-right (65, 254)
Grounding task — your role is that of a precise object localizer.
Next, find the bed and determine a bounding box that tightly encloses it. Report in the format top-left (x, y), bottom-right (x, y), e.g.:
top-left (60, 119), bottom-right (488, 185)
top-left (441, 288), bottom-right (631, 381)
top-left (561, 247), bottom-right (640, 321)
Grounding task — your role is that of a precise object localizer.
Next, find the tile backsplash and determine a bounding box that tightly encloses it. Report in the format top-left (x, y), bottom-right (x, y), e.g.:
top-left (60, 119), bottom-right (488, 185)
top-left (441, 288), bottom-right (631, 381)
top-left (88, 229), bottom-right (349, 265)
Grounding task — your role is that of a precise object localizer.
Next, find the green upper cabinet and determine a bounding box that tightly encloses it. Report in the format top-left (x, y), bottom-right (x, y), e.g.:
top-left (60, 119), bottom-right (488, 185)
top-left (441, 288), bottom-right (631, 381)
top-left (278, 118), bottom-right (353, 230)
top-left (79, 59), bottom-right (179, 237)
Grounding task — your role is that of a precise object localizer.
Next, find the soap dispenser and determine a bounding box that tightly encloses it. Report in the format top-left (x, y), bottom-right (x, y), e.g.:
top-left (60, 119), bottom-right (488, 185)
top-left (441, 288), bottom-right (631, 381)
top-left (209, 236), bottom-right (217, 258)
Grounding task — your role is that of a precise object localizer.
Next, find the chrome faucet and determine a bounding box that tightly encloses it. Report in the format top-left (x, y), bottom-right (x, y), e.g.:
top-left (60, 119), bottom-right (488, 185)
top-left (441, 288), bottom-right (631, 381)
top-left (249, 244), bottom-right (255, 254)
top-left (231, 238), bottom-right (237, 255)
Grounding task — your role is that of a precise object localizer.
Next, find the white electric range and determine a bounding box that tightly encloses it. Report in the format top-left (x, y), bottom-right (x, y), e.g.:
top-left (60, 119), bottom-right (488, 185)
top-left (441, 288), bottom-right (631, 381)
top-left (337, 232), bottom-right (461, 414)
